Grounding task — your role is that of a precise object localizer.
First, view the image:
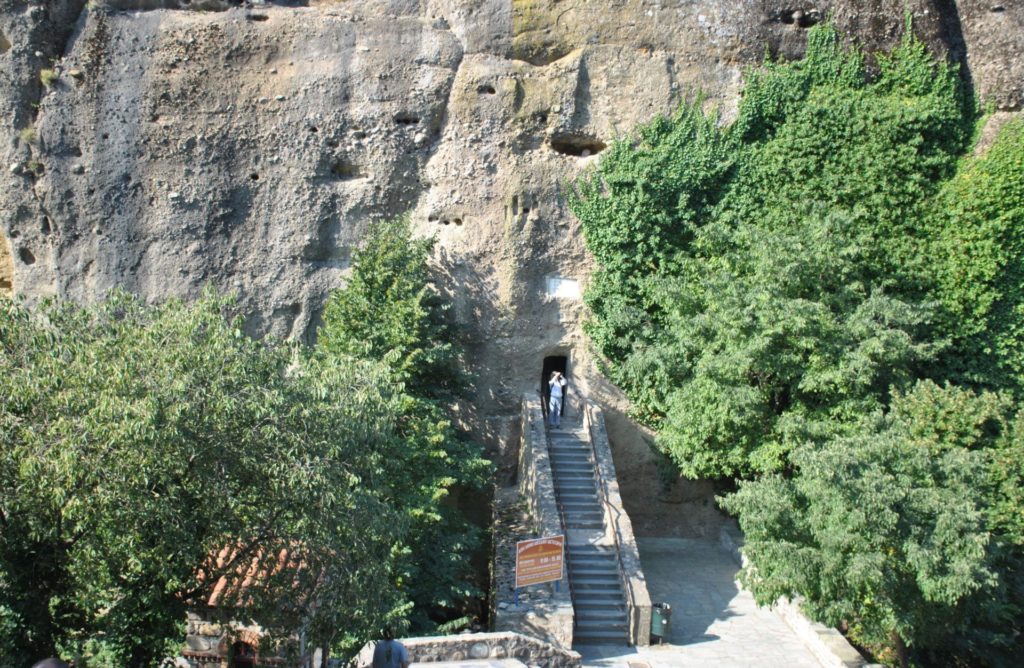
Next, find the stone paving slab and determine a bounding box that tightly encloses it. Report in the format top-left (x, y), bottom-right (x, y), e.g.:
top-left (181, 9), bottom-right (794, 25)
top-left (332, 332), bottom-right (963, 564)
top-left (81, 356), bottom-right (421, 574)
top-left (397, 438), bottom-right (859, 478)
top-left (576, 537), bottom-right (824, 668)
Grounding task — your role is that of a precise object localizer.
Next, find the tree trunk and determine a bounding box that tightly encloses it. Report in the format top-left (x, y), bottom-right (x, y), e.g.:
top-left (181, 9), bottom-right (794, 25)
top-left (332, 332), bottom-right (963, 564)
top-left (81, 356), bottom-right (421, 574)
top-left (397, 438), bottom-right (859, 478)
top-left (891, 630), bottom-right (909, 668)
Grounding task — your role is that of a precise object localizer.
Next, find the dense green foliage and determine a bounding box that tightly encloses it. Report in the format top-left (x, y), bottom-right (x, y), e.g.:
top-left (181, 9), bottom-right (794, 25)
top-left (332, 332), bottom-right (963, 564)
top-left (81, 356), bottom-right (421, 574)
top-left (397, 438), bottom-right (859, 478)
top-left (570, 22), bottom-right (1023, 665)
top-left (0, 219), bottom-right (491, 665)
top-left (316, 217), bottom-right (492, 633)
top-left (723, 382), bottom-right (1023, 664)
top-left (931, 120), bottom-right (1024, 393)
top-left (0, 291), bottom-right (407, 665)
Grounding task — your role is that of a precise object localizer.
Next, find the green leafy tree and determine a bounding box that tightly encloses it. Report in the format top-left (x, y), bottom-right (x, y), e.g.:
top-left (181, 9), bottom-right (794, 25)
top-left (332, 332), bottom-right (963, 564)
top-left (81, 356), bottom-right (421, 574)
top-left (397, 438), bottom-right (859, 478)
top-left (722, 381), bottom-right (1022, 666)
top-left (0, 291), bottom-right (407, 666)
top-left (569, 19), bottom-right (1024, 664)
top-left (655, 214), bottom-right (939, 478)
top-left (570, 24), bottom-right (971, 453)
top-left (317, 217), bottom-right (491, 632)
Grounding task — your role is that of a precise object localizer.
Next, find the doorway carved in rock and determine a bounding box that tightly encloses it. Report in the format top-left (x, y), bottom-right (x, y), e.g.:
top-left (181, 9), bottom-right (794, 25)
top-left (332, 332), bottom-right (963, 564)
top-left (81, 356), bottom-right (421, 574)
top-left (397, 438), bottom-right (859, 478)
top-left (540, 355), bottom-right (568, 422)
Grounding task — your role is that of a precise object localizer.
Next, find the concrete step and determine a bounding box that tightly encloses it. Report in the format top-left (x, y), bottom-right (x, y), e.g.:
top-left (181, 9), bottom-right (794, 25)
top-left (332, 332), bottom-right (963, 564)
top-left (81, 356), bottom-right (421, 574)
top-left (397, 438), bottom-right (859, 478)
top-left (551, 463), bottom-right (594, 473)
top-left (559, 495), bottom-right (601, 503)
top-left (551, 459), bottom-right (592, 466)
top-left (572, 571), bottom-right (620, 581)
top-left (561, 499), bottom-right (598, 512)
top-left (576, 608), bottom-right (629, 622)
top-left (557, 480), bottom-right (597, 489)
top-left (552, 470), bottom-right (594, 479)
top-left (568, 547), bottom-right (617, 558)
top-left (576, 617), bottom-right (629, 631)
top-left (566, 520), bottom-right (604, 529)
top-left (572, 594), bottom-right (626, 609)
top-left (557, 487), bottom-right (598, 496)
top-left (571, 579), bottom-right (620, 591)
top-left (568, 564), bottom-right (618, 576)
top-left (557, 490), bottom-right (598, 499)
top-left (573, 629), bottom-right (630, 645)
top-left (565, 518), bottom-right (604, 527)
top-left (561, 508), bottom-right (603, 517)
top-left (563, 509), bottom-right (603, 519)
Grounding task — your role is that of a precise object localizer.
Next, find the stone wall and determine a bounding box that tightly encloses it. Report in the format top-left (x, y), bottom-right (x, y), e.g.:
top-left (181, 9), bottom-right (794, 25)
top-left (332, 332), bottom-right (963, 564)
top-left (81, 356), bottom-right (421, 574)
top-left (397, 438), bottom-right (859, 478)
top-left (355, 631), bottom-right (580, 668)
top-left (492, 396), bottom-right (575, 649)
top-left (586, 404), bottom-right (652, 647)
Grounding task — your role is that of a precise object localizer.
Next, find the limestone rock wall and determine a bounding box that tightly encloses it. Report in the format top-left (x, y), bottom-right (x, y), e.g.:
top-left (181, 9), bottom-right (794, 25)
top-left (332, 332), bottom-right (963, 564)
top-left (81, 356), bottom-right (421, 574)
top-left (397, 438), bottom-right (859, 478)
top-left (1, 0), bottom-right (1021, 501)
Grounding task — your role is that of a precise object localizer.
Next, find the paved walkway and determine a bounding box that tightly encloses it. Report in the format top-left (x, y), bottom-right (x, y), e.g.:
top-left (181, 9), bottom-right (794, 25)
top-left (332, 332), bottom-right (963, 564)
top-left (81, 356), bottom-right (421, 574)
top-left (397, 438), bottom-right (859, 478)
top-left (578, 538), bottom-right (824, 668)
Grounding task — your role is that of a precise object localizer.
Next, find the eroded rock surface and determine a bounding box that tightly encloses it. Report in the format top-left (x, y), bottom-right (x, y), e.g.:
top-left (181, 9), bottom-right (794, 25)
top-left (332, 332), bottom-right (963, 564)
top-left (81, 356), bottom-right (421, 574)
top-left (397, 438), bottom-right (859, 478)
top-left (1, 0), bottom-right (1021, 515)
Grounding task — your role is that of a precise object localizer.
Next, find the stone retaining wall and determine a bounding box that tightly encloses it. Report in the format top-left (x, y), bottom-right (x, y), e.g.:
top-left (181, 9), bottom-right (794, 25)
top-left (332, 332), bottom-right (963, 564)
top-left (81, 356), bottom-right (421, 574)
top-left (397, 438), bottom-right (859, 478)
top-left (355, 632), bottom-right (580, 668)
top-left (587, 405), bottom-right (652, 647)
top-left (489, 397), bottom-right (574, 649)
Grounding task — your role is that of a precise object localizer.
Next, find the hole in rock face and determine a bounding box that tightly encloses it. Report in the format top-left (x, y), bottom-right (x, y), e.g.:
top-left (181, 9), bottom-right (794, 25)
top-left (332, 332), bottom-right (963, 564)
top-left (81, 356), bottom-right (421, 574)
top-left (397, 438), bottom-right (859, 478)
top-left (41, 217), bottom-right (51, 235)
top-left (776, 9), bottom-right (820, 28)
top-left (249, 173), bottom-right (259, 181)
top-left (18, 247), bottom-right (35, 265)
top-left (549, 133), bottom-right (606, 157)
top-left (308, 126), bottom-right (318, 133)
top-left (393, 113), bottom-right (420, 126)
top-left (246, 13), bottom-right (269, 22)
top-left (330, 159), bottom-right (363, 180)
top-left (477, 84), bottom-right (496, 95)
top-left (990, 5), bottom-right (1005, 12)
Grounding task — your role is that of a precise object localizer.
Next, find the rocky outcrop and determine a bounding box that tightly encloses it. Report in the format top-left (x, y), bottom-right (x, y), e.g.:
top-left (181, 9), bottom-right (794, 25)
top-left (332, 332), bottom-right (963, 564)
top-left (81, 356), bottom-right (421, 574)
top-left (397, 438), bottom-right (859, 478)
top-left (1, 1), bottom-right (1021, 490)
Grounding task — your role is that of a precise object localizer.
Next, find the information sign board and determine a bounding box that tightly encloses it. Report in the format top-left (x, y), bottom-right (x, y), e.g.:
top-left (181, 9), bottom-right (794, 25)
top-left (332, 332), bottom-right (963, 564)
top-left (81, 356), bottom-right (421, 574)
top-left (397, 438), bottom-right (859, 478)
top-left (515, 535), bottom-right (565, 588)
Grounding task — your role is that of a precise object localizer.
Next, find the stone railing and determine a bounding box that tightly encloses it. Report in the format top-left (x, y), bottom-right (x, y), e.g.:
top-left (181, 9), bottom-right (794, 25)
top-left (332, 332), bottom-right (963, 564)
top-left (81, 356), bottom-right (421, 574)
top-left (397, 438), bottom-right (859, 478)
top-left (354, 632), bottom-right (581, 668)
top-left (517, 397), bottom-right (564, 546)
top-left (489, 396), bottom-right (574, 649)
top-left (586, 404), bottom-right (652, 646)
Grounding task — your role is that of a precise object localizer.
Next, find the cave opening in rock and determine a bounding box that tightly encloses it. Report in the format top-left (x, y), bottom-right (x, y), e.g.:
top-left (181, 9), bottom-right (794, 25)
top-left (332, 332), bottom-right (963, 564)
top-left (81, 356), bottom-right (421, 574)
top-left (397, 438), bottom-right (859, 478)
top-left (549, 134), bottom-right (606, 157)
top-left (393, 113), bottom-right (421, 126)
top-left (541, 355), bottom-right (568, 422)
top-left (330, 159), bottom-right (363, 180)
top-left (776, 9), bottom-right (820, 28)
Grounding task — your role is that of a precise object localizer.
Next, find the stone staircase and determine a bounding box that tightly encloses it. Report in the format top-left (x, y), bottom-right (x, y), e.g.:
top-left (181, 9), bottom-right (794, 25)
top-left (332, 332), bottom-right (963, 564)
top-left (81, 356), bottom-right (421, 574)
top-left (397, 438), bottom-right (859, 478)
top-left (547, 426), bottom-right (630, 646)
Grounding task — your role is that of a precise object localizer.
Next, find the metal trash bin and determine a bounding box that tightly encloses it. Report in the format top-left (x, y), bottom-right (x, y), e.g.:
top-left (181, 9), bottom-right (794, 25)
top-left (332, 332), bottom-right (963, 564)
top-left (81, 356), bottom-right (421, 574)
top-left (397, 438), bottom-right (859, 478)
top-left (651, 602), bottom-right (672, 644)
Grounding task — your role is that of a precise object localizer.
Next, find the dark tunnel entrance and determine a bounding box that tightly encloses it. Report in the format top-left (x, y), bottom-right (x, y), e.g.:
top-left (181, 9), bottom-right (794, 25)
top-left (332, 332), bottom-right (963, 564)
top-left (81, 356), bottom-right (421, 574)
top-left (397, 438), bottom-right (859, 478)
top-left (541, 355), bottom-right (568, 422)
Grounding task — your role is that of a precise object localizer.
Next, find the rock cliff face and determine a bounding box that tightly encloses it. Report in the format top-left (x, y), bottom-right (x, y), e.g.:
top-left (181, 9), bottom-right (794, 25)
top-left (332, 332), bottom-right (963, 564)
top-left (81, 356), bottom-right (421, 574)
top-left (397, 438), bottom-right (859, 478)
top-left (1, 0), bottom-right (1021, 516)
